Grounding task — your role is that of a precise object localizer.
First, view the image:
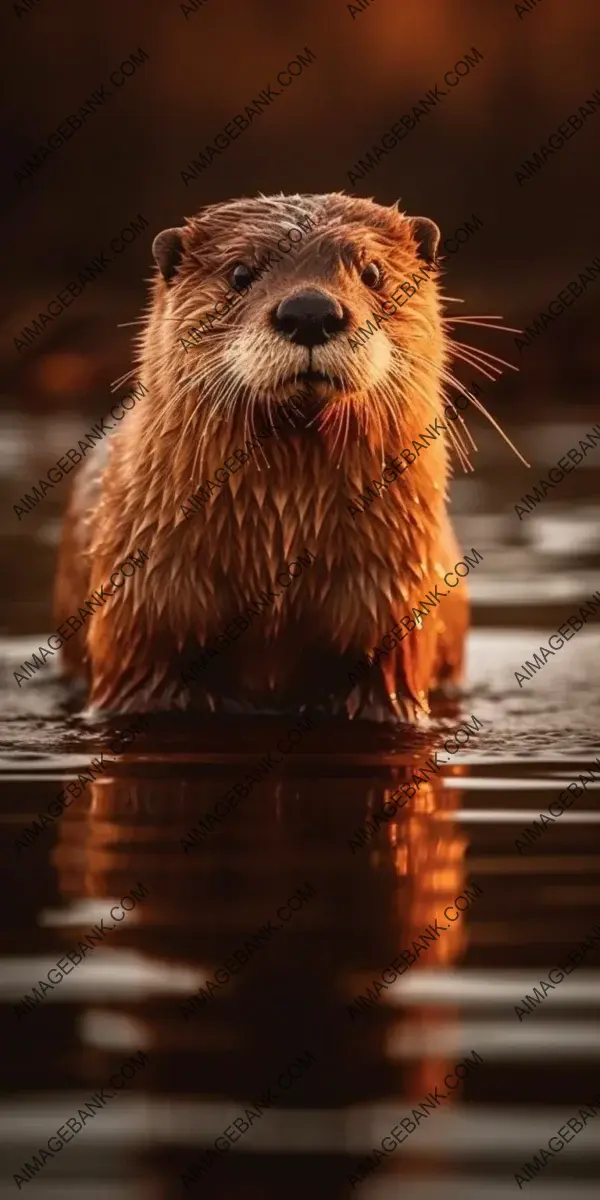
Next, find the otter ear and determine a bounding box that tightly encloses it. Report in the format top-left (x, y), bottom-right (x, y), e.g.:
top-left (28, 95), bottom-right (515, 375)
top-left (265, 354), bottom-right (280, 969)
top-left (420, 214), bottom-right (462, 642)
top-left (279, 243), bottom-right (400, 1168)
top-left (152, 227), bottom-right (185, 283)
top-left (407, 215), bottom-right (441, 265)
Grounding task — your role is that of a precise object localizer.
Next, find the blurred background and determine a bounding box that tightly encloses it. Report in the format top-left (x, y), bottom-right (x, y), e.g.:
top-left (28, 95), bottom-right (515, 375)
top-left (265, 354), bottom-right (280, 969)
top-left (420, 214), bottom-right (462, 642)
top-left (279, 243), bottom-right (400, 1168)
top-left (1, 0), bottom-right (600, 630)
top-left (1, 1), bottom-right (600, 1198)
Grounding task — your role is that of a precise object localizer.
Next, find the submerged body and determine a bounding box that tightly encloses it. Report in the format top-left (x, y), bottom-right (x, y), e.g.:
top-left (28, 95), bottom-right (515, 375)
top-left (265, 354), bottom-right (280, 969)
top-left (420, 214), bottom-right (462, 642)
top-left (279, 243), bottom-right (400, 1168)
top-left (54, 191), bottom-right (469, 721)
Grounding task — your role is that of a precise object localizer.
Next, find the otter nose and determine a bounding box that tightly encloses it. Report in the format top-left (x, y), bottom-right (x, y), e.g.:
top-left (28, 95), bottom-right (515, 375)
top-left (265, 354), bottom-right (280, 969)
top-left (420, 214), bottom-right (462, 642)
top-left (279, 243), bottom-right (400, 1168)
top-left (272, 288), bottom-right (347, 347)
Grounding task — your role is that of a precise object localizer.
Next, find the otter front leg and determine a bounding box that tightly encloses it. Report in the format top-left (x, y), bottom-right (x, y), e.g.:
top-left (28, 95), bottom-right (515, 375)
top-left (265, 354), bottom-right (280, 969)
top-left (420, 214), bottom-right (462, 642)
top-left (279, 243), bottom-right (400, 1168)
top-left (85, 609), bottom-right (222, 715)
top-left (346, 686), bottom-right (425, 724)
top-left (53, 447), bottom-right (108, 684)
top-left (343, 628), bottom-right (436, 720)
top-left (86, 632), bottom-right (182, 714)
top-left (345, 588), bottom-right (468, 724)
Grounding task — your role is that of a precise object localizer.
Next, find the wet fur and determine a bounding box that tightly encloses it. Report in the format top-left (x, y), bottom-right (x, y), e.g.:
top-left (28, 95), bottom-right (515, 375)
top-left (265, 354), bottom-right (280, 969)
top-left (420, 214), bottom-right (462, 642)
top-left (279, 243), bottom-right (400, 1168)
top-left (54, 192), bottom-right (469, 721)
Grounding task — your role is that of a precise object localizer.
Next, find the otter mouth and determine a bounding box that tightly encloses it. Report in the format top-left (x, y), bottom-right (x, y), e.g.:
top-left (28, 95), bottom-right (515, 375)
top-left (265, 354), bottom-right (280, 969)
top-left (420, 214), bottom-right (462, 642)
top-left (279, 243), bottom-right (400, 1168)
top-left (298, 369), bottom-right (345, 391)
top-left (272, 371), bottom-right (348, 428)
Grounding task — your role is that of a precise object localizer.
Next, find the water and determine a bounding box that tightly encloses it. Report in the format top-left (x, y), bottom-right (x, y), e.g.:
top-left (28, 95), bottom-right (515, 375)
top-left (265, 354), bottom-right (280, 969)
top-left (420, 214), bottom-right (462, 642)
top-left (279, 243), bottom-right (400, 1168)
top-left (1, 396), bottom-right (599, 1197)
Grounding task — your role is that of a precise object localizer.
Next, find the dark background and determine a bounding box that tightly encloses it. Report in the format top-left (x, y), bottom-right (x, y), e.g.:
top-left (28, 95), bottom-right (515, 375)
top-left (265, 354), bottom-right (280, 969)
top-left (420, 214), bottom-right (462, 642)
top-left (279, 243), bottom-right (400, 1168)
top-left (2, 0), bottom-right (599, 410)
top-left (2, 6), bottom-right (600, 1196)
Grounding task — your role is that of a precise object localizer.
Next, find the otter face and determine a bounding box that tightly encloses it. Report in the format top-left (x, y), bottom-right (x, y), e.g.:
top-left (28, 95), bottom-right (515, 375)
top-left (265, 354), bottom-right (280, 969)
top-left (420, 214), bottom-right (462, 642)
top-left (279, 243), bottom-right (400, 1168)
top-left (151, 193), bottom-right (445, 450)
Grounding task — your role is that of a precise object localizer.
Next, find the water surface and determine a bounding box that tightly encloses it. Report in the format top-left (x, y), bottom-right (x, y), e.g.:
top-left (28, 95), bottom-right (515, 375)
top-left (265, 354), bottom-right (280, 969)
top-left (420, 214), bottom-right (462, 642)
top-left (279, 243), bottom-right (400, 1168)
top-left (1, 398), bottom-right (600, 1197)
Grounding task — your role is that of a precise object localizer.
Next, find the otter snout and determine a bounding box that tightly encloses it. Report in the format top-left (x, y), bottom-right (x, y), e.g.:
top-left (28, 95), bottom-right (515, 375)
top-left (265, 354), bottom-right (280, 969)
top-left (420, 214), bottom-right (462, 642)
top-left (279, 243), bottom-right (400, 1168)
top-left (272, 288), bottom-right (348, 347)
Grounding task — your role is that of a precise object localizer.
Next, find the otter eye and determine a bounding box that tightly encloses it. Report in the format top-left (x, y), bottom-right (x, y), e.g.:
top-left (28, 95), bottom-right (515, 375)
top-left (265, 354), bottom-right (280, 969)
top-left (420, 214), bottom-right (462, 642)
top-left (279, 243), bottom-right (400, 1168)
top-left (231, 263), bottom-right (255, 291)
top-left (360, 262), bottom-right (381, 289)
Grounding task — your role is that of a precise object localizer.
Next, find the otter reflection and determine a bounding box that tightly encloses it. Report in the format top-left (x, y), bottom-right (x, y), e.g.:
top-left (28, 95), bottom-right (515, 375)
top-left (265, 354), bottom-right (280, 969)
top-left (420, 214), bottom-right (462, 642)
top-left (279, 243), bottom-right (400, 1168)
top-left (50, 733), bottom-right (473, 1191)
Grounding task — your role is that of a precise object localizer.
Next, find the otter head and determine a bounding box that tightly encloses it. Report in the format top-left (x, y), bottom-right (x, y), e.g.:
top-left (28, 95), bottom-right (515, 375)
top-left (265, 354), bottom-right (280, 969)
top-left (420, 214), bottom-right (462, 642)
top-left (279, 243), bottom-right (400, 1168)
top-left (149, 193), bottom-right (446, 455)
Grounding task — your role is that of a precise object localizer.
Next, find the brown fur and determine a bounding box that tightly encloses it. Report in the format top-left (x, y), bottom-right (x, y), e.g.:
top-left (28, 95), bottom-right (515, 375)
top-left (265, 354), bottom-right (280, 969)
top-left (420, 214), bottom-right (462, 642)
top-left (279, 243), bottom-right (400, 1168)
top-left (54, 192), bottom-right (469, 720)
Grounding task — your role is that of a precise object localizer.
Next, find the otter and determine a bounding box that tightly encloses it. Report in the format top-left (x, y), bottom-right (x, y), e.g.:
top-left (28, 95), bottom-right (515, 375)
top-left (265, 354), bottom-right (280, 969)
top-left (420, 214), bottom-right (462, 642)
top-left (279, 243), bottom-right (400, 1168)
top-left (54, 191), bottom-right (474, 722)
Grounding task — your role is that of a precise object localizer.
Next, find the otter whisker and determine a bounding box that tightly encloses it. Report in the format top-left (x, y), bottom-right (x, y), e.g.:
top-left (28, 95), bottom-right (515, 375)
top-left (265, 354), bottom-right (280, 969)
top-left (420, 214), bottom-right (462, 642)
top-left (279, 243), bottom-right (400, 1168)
top-left (242, 385), bottom-right (261, 468)
top-left (443, 315), bottom-right (523, 334)
top-left (172, 358), bottom-right (235, 467)
top-left (441, 392), bottom-right (477, 472)
top-left (406, 372), bottom-right (473, 474)
top-left (400, 350), bottom-right (475, 472)
top-left (446, 336), bottom-right (520, 373)
top-left (157, 375), bottom-right (200, 437)
top-left (205, 374), bottom-right (239, 446)
top-left (323, 397), bottom-right (347, 465)
top-left (358, 366), bottom-right (388, 460)
top-left (203, 366), bottom-right (239, 430)
top-left (280, 389), bottom-right (303, 425)
top-left (447, 339), bottom-right (511, 368)
top-left (466, 393), bottom-right (530, 466)
top-left (443, 312), bottom-right (504, 321)
top-left (372, 369), bottom-right (410, 458)
top-left (448, 346), bottom-right (503, 382)
top-left (252, 394), bottom-right (273, 470)
top-left (377, 384), bottom-right (411, 463)
top-left (381, 376), bottom-right (410, 453)
top-left (176, 396), bottom-right (207, 478)
top-left (110, 367), bottom-right (141, 391)
top-left (341, 395), bottom-right (352, 465)
top-left (432, 357), bottom-right (530, 467)
top-left (450, 346), bottom-right (504, 376)
top-left (340, 399), bottom-right (353, 466)
top-left (448, 351), bottom-right (503, 382)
